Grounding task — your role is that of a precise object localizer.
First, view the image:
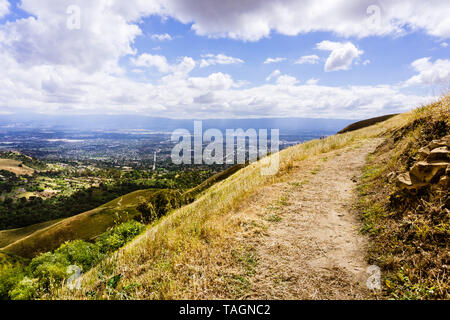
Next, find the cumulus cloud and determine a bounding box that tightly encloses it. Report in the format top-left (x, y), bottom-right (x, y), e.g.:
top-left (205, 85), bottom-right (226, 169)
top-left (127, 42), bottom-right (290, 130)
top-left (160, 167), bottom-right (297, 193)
top-left (131, 54), bottom-right (196, 76)
top-left (276, 75), bottom-right (299, 86)
top-left (151, 33), bottom-right (173, 41)
top-left (131, 54), bottom-right (171, 73)
top-left (199, 54), bottom-right (244, 68)
top-left (0, 0), bottom-right (164, 73)
top-left (295, 55), bottom-right (319, 65)
top-left (266, 70), bottom-right (281, 81)
top-left (306, 78), bottom-right (319, 85)
top-left (156, 0), bottom-right (450, 41)
top-left (316, 41), bottom-right (364, 72)
top-left (264, 57), bottom-right (286, 64)
top-left (405, 57), bottom-right (450, 86)
top-left (0, 0), bottom-right (9, 18)
top-left (189, 72), bottom-right (235, 90)
top-left (0, 0), bottom-right (441, 120)
top-left (0, 48), bottom-right (433, 119)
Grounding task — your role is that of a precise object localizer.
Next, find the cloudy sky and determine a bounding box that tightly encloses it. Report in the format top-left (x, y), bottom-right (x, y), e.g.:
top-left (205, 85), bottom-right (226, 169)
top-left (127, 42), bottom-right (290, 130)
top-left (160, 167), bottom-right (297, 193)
top-left (0, 0), bottom-right (449, 119)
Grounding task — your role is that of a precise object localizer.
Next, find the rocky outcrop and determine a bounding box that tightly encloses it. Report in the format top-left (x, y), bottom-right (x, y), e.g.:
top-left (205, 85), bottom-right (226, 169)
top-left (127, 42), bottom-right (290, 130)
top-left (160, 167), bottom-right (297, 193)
top-left (396, 135), bottom-right (449, 193)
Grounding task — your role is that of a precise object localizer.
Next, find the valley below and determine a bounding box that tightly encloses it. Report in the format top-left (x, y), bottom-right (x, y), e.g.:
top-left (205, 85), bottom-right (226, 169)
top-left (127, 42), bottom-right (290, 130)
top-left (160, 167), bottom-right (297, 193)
top-left (0, 96), bottom-right (448, 300)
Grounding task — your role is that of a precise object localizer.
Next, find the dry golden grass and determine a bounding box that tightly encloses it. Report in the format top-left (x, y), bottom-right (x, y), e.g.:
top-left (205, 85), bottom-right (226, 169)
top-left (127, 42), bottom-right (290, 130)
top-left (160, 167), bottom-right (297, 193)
top-left (0, 159), bottom-right (34, 176)
top-left (0, 219), bottom-right (63, 249)
top-left (52, 96), bottom-right (446, 300)
top-left (356, 94), bottom-right (449, 299)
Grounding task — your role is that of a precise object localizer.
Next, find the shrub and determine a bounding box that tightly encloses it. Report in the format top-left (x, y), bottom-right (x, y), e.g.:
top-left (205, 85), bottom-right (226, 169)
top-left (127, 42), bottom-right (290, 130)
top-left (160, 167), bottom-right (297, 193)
top-left (151, 190), bottom-right (184, 217)
top-left (29, 252), bottom-right (69, 289)
top-left (9, 277), bottom-right (38, 300)
top-left (1, 222), bottom-right (146, 300)
top-left (55, 240), bottom-right (104, 271)
top-left (137, 201), bottom-right (157, 224)
top-left (96, 221), bottom-right (145, 254)
top-left (0, 266), bottom-right (25, 300)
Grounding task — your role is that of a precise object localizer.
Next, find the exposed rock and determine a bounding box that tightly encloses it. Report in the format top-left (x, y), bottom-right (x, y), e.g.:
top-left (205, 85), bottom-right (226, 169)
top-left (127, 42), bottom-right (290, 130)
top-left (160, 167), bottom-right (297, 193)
top-left (439, 175), bottom-right (450, 188)
top-left (387, 171), bottom-right (397, 182)
top-left (429, 140), bottom-right (447, 150)
top-left (396, 172), bottom-right (412, 187)
top-left (427, 146), bottom-right (449, 162)
top-left (396, 136), bottom-right (449, 194)
top-left (444, 136), bottom-right (450, 147)
top-left (396, 172), bottom-right (427, 194)
top-left (417, 146), bottom-right (431, 160)
top-left (410, 161), bottom-right (448, 183)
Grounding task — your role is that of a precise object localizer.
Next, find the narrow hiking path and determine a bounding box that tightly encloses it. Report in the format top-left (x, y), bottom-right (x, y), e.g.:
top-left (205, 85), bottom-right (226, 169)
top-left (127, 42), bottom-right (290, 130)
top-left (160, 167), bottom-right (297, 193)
top-left (235, 138), bottom-right (382, 299)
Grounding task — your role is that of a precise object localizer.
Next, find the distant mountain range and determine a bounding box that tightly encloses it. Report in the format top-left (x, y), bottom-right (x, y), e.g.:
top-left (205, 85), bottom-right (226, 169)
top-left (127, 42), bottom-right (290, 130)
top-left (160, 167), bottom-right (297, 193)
top-left (0, 114), bottom-right (357, 135)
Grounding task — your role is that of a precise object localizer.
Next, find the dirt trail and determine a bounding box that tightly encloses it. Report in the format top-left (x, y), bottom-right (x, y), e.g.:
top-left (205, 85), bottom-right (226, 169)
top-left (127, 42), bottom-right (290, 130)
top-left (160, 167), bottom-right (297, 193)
top-left (240, 138), bottom-right (382, 300)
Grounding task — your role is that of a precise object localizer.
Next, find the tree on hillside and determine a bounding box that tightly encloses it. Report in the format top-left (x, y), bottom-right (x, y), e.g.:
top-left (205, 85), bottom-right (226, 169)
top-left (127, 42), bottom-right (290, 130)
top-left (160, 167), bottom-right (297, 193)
top-left (136, 201), bottom-right (157, 224)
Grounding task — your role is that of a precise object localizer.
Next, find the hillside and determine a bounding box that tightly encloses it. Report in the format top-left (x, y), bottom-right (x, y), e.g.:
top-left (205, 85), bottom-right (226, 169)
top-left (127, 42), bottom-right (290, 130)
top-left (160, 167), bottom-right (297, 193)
top-left (0, 165), bottom-right (245, 260)
top-left (1, 189), bottom-right (157, 258)
top-left (0, 218), bottom-right (64, 249)
top-left (0, 159), bottom-right (34, 176)
top-left (47, 96), bottom-right (447, 300)
top-left (338, 114), bottom-right (399, 134)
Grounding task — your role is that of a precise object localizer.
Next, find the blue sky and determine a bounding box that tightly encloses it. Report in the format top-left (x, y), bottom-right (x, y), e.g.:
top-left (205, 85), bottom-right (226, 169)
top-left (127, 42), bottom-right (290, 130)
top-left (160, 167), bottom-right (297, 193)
top-left (0, 0), bottom-right (449, 119)
top-left (131, 15), bottom-right (448, 87)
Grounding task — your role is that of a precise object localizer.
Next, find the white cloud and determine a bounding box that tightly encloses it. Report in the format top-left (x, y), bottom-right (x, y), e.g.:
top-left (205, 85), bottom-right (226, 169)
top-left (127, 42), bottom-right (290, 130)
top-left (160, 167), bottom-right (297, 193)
top-left (363, 59), bottom-right (371, 66)
top-left (199, 54), bottom-right (244, 68)
top-left (151, 33), bottom-right (173, 41)
top-left (264, 57), bottom-right (286, 64)
top-left (0, 48), bottom-right (433, 119)
top-left (441, 42), bottom-right (448, 48)
top-left (306, 78), bottom-right (319, 85)
top-left (295, 55), bottom-right (319, 65)
top-left (266, 69), bottom-right (281, 81)
top-left (0, 0), bottom-right (9, 18)
top-left (131, 54), bottom-right (171, 73)
top-left (405, 57), bottom-right (450, 86)
top-left (0, 0), bottom-right (441, 120)
top-left (276, 75), bottom-right (299, 86)
top-left (157, 0), bottom-right (450, 41)
top-left (0, 0), bottom-right (164, 73)
top-left (316, 41), bottom-right (364, 72)
top-left (189, 72), bottom-right (235, 91)
top-left (131, 54), bottom-right (196, 76)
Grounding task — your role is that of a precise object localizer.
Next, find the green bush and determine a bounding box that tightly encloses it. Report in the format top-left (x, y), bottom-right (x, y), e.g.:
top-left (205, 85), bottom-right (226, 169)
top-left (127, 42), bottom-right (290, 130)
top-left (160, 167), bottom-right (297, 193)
top-left (137, 201), bottom-right (157, 224)
top-left (1, 221), bottom-right (145, 299)
top-left (9, 277), bottom-right (38, 300)
top-left (29, 252), bottom-right (69, 289)
top-left (96, 221), bottom-right (145, 254)
top-left (151, 190), bottom-right (184, 217)
top-left (55, 240), bottom-right (103, 271)
top-left (0, 266), bottom-right (25, 300)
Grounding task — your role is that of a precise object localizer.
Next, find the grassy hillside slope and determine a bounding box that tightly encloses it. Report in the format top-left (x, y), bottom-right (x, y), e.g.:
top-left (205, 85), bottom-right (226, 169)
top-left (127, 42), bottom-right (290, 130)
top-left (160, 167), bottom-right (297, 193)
top-left (0, 159), bottom-right (34, 176)
top-left (0, 165), bottom-right (245, 260)
top-left (0, 219), bottom-right (64, 248)
top-left (338, 114), bottom-right (398, 134)
top-left (357, 96), bottom-right (449, 299)
top-left (51, 96), bottom-right (438, 300)
top-left (0, 251), bottom-right (26, 268)
top-left (1, 189), bottom-right (157, 258)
